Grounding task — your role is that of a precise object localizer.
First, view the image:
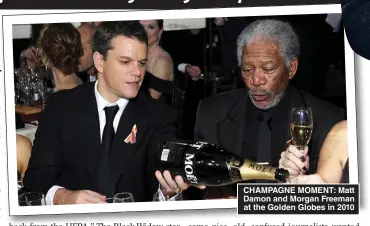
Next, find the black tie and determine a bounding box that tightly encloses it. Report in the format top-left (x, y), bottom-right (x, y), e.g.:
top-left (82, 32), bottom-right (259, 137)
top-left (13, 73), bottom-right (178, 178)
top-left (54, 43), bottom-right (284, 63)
top-left (97, 105), bottom-right (119, 197)
top-left (256, 112), bottom-right (272, 164)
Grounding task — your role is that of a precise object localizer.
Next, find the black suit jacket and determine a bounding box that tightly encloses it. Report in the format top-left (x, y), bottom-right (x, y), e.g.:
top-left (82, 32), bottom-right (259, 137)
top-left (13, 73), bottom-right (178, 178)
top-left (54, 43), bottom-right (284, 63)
top-left (194, 84), bottom-right (345, 198)
top-left (23, 82), bottom-right (177, 202)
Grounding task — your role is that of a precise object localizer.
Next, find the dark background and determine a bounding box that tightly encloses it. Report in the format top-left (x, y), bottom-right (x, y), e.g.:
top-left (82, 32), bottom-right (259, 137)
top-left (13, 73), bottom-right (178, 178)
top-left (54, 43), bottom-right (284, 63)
top-left (0, 0), bottom-right (340, 9)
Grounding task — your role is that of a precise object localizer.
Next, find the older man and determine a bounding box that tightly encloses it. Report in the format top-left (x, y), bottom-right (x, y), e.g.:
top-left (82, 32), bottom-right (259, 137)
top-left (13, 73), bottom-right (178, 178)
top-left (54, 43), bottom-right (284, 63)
top-left (193, 19), bottom-right (345, 199)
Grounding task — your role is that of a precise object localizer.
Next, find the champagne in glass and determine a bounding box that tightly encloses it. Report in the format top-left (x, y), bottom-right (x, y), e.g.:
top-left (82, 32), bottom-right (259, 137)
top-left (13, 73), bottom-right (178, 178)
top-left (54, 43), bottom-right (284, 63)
top-left (290, 107), bottom-right (313, 151)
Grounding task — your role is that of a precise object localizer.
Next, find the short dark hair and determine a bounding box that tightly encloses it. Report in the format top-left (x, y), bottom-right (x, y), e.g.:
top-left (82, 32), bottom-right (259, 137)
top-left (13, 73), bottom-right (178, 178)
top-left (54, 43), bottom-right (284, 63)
top-left (93, 21), bottom-right (148, 60)
top-left (38, 23), bottom-right (83, 75)
top-left (156, 20), bottom-right (163, 29)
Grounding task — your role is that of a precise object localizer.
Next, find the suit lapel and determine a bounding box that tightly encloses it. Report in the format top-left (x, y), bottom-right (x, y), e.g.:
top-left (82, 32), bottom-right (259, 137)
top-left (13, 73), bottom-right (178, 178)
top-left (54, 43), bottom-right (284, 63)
top-left (74, 82), bottom-right (102, 184)
top-left (109, 94), bottom-right (148, 190)
top-left (217, 91), bottom-right (247, 156)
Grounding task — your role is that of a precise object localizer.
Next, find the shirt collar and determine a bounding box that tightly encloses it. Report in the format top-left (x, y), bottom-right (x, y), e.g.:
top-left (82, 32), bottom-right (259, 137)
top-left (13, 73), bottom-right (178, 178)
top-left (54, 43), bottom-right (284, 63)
top-left (94, 80), bottom-right (129, 113)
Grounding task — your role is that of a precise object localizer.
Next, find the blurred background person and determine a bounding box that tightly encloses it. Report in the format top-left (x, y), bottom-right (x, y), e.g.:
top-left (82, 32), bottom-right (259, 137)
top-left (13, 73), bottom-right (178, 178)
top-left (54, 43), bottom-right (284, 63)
top-left (76, 22), bottom-right (98, 83)
top-left (139, 19), bottom-right (174, 101)
top-left (18, 24), bottom-right (46, 69)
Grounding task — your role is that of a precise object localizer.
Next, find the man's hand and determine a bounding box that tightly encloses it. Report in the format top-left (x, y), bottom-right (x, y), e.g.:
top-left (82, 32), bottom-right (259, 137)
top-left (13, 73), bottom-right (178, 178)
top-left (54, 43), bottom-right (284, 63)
top-left (24, 47), bottom-right (38, 67)
top-left (185, 65), bottom-right (202, 78)
top-left (279, 145), bottom-right (310, 177)
top-left (53, 188), bottom-right (106, 205)
top-left (155, 170), bottom-right (206, 197)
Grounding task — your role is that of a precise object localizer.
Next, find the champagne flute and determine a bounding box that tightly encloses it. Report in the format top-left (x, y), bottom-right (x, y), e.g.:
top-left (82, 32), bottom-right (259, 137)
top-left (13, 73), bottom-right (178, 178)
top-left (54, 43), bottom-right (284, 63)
top-left (113, 192), bottom-right (134, 203)
top-left (290, 107), bottom-right (313, 152)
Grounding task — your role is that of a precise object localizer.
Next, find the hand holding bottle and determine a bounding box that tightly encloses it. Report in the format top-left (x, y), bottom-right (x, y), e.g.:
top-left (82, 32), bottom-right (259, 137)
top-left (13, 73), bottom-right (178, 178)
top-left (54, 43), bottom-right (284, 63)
top-left (155, 170), bottom-right (206, 197)
top-left (156, 140), bottom-right (289, 186)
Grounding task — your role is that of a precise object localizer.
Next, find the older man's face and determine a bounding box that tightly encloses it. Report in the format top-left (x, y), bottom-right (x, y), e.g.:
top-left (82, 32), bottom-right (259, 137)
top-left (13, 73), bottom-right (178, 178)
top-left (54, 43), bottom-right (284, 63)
top-left (241, 40), bottom-right (297, 109)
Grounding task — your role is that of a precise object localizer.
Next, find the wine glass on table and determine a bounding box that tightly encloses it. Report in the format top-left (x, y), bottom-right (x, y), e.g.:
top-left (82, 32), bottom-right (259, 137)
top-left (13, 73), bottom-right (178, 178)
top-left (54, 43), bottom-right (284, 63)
top-left (113, 192), bottom-right (134, 203)
top-left (290, 107), bottom-right (313, 152)
top-left (152, 191), bottom-right (183, 201)
top-left (18, 192), bottom-right (46, 206)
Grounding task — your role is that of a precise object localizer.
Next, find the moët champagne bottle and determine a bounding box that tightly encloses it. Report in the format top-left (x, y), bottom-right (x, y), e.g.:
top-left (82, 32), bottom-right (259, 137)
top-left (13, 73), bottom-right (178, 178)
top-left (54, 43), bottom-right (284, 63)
top-left (156, 140), bottom-right (289, 186)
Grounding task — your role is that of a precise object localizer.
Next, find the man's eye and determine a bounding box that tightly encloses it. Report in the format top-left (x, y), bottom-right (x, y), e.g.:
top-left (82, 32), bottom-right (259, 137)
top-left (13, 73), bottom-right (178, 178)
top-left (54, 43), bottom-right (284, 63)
top-left (242, 68), bottom-right (252, 73)
top-left (263, 68), bottom-right (274, 73)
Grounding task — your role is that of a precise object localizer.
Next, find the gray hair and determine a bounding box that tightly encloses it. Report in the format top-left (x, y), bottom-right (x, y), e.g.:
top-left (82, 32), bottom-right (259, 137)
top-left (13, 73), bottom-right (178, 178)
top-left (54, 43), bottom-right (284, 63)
top-left (236, 19), bottom-right (300, 68)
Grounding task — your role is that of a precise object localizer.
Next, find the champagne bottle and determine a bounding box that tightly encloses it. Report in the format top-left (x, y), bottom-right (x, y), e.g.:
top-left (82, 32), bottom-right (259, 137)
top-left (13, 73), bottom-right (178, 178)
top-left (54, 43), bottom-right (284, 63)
top-left (156, 140), bottom-right (289, 186)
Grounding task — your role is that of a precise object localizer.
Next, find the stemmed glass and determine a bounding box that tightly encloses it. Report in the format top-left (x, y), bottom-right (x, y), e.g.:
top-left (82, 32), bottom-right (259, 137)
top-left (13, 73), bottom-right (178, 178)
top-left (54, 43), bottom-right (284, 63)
top-left (18, 192), bottom-right (46, 206)
top-left (152, 191), bottom-right (183, 201)
top-left (290, 107), bottom-right (313, 152)
top-left (113, 192), bottom-right (134, 203)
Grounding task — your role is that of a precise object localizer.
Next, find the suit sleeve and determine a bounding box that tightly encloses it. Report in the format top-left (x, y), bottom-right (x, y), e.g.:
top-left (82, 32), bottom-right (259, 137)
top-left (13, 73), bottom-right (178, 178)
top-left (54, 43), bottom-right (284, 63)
top-left (23, 93), bottom-right (62, 195)
top-left (146, 106), bottom-right (178, 198)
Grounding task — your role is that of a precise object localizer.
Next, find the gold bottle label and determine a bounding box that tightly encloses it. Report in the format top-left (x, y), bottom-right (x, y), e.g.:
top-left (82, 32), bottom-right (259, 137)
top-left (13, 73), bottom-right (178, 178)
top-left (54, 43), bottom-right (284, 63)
top-left (226, 156), bottom-right (243, 182)
top-left (239, 159), bottom-right (277, 181)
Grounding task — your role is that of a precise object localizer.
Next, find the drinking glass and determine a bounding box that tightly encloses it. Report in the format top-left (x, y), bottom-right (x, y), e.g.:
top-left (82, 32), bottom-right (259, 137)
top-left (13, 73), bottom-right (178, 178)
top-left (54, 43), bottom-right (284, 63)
top-left (290, 107), bottom-right (313, 151)
top-left (113, 192), bottom-right (134, 203)
top-left (152, 191), bottom-right (183, 201)
top-left (18, 192), bottom-right (45, 206)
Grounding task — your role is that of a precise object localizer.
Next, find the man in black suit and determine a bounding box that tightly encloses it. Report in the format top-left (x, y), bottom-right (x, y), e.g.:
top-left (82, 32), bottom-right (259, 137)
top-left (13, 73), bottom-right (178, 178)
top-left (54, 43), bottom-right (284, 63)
top-left (23, 21), bottom-right (192, 205)
top-left (194, 19), bottom-right (345, 199)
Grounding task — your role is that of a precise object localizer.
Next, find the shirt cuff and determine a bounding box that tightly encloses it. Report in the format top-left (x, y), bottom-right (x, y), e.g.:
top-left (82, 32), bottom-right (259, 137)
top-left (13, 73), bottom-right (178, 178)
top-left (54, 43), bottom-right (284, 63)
top-left (178, 63), bottom-right (190, 73)
top-left (46, 185), bottom-right (65, 205)
top-left (157, 184), bottom-right (182, 201)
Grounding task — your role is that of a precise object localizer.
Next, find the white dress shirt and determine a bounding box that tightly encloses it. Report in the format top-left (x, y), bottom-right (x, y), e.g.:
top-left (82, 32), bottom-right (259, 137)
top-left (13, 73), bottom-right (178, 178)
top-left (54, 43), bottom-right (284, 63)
top-left (45, 81), bottom-right (178, 204)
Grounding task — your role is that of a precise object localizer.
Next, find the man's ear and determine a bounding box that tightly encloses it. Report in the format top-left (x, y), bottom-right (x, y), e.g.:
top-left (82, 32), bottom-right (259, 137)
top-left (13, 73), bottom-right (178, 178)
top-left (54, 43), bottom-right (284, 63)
top-left (288, 58), bottom-right (299, 80)
top-left (288, 58), bottom-right (298, 80)
top-left (93, 52), bottom-right (104, 75)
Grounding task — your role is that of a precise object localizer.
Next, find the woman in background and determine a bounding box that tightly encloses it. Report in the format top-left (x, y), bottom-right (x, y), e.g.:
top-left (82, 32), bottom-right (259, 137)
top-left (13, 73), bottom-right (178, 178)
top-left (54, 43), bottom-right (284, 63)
top-left (139, 20), bottom-right (174, 100)
top-left (37, 23), bottom-right (84, 92)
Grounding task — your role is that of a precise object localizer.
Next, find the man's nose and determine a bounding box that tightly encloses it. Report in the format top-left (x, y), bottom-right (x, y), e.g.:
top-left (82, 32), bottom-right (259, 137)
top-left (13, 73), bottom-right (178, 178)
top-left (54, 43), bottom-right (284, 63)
top-left (250, 70), bottom-right (266, 86)
top-left (131, 62), bottom-right (142, 77)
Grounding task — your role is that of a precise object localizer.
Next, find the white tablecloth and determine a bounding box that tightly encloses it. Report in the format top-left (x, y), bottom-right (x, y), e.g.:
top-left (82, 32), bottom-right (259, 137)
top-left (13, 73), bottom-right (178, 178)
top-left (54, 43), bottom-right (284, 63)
top-left (16, 123), bottom-right (38, 143)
